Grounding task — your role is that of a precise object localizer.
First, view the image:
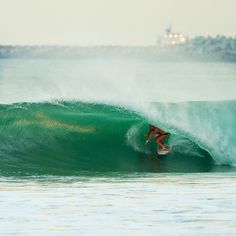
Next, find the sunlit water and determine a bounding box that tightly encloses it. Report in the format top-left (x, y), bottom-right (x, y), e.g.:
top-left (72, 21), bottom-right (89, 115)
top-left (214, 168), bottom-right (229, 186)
top-left (1, 173), bottom-right (236, 236)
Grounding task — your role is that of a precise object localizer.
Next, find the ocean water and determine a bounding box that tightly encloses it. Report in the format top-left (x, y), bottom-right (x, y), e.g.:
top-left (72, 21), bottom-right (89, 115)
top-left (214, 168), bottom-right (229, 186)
top-left (1, 173), bottom-right (236, 236)
top-left (0, 58), bottom-right (236, 235)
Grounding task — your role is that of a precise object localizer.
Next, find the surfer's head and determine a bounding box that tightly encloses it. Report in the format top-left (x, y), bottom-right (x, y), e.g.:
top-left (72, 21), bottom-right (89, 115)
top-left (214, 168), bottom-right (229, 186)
top-left (149, 124), bottom-right (155, 130)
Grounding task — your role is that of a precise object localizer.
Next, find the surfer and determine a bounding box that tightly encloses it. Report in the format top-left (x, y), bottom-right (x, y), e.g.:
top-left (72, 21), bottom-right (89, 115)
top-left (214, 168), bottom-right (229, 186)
top-left (144, 124), bottom-right (169, 151)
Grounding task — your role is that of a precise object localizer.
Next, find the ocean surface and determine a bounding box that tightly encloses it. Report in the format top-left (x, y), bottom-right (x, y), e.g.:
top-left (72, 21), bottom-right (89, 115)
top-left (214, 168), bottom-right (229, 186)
top-left (0, 58), bottom-right (236, 235)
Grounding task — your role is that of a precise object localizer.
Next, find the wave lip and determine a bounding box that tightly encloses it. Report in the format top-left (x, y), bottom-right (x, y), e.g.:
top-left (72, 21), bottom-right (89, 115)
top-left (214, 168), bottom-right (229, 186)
top-left (149, 100), bottom-right (236, 166)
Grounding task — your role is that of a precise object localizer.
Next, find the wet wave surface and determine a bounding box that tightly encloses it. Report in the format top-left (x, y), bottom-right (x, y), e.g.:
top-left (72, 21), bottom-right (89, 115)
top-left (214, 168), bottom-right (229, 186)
top-left (0, 101), bottom-right (222, 175)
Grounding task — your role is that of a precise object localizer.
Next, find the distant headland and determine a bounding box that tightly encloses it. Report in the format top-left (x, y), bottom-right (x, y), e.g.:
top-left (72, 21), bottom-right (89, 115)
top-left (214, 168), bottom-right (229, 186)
top-left (0, 35), bottom-right (236, 62)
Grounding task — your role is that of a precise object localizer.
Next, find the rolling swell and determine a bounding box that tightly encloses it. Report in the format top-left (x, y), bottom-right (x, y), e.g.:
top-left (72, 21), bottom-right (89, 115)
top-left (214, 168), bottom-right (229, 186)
top-left (0, 101), bottom-right (214, 176)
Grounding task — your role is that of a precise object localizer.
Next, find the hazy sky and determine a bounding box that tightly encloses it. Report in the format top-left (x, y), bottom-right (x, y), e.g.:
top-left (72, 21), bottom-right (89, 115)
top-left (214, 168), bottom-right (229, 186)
top-left (0, 0), bottom-right (235, 45)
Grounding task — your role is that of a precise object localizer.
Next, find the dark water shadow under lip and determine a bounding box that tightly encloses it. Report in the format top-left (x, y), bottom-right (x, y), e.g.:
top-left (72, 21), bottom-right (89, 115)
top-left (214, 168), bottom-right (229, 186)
top-left (137, 151), bottom-right (235, 173)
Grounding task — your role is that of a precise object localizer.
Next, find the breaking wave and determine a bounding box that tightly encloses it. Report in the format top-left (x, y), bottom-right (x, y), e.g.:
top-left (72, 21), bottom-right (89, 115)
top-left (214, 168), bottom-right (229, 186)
top-left (1, 100), bottom-right (235, 175)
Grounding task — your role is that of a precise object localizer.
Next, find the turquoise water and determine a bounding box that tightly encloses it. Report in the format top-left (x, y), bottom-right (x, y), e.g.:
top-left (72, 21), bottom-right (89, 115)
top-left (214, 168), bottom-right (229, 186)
top-left (0, 100), bottom-right (236, 175)
top-left (0, 58), bottom-right (236, 235)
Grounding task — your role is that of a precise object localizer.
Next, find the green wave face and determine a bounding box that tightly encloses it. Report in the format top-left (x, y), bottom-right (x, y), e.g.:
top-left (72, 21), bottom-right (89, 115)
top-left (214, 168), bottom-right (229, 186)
top-left (0, 102), bottom-right (215, 176)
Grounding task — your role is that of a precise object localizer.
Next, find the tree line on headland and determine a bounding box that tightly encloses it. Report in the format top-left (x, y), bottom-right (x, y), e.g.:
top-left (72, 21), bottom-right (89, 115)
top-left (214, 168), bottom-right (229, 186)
top-left (0, 35), bottom-right (236, 62)
top-left (185, 35), bottom-right (236, 62)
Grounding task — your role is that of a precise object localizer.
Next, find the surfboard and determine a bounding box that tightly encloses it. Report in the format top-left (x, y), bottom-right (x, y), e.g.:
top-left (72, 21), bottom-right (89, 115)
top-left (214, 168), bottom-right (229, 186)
top-left (157, 146), bottom-right (171, 155)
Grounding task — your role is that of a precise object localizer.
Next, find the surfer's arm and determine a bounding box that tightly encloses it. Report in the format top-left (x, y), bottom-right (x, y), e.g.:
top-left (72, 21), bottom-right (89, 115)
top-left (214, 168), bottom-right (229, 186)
top-left (145, 132), bottom-right (154, 145)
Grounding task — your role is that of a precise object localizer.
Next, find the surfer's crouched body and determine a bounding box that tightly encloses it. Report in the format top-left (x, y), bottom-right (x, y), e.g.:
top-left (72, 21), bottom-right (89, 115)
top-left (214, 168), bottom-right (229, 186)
top-left (144, 124), bottom-right (170, 151)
